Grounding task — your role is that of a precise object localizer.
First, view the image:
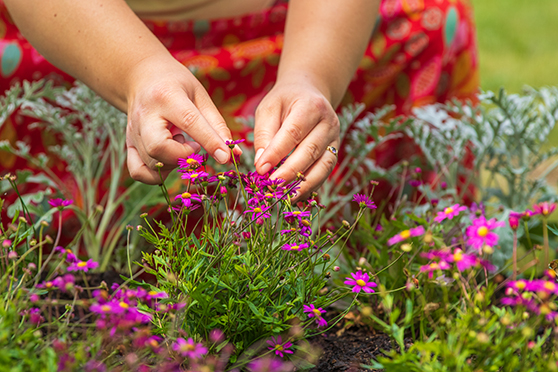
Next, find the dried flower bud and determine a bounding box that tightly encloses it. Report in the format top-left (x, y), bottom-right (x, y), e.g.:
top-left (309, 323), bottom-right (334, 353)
top-left (44, 235), bottom-right (53, 244)
top-left (342, 220), bottom-right (351, 229)
top-left (370, 180), bottom-right (379, 186)
top-left (94, 205), bottom-right (104, 214)
top-left (18, 217), bottom-right (28, 224)
top-left (40, 220), bottom-right (49, 227)
top-left (323, 254), bottom-right (330, 261)
top-left (29, 239), bottom-right (37, 246)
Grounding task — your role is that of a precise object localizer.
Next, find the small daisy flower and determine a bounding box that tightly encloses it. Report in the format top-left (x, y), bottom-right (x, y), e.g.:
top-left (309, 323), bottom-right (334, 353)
top-left (344, 271), bottom-right (377, 293)
top-left (67, 259), bottom-right (99, 272)
top-left (283, 210), bottom-right (311, 220)
top-left (174, 192), bottom-right (202, 207)
top-left (172, 337), bottom-right (208, 360)
top-left (266, 336), bottom-right (294, 358)
top-left (48, 198), bottom-right (73, 210)
top-left (508, 211), bottom-right (523, 231)
top-left (303, 304), bottom-right (328, 327)
top-left (281, 243), bottom-right (309, 251)
top-left (466, 216), bottom-right (504, 251)
top-left (352, 194), bottom-right (376, 210)
top-left (178, 154), bottom-right (204, 170)
top-left (434, 204), bottom-right (467, 223)
top-left (244, 204), bottom-right (271, 221)
top-left (532, 202), bottom-right (556, 217)
top-left (387, 226), bottom-right (425, 246)
top-left (181, 170), bottom-right (209, 181)
top-left (419, 261), bottom-right (451, 278)
top-left (225, 138), bottom-right (245, 148)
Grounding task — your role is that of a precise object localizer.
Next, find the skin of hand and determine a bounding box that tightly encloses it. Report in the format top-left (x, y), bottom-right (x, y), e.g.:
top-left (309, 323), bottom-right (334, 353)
top-left (254, 0), bottom-right (380, 200)
top-left (4, 0), bottom-right (240, 184)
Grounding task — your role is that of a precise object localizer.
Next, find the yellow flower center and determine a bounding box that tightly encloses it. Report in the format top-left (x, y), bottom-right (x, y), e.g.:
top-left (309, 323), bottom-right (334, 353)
top-left (101, 305), bottom-right (112, 312)
top-left (356, 279), bottom-right (366, 287)
top-left (544, 282), bottom-right (556, 291)
top-left (181, 192), bottom-right (191, 199)
top-left (477, 226), bottom-right (489, 237)
top-left (148, 339), bottom-right (159, 347)
top-left (293, 211), bottom-right (301, 216)
top-left (191, 173), bottom-right (199, 178)
top-left (265, 193), bottom-right (273, 198)
top-left (515, 281), bottom-right (526, 290)
top-left (291, 245), bottom-right (299, 250)
top-left (275, 345), bottom-right (284, 351)
top-left (148, 290), bottom-right (157, 296)
top-left (453, 251), bottom-right (463, 262)
top-left (119, 301), bottom-right (129, 309)
top-left (444, 207), bottom-right (454, 215)
top-left (312, 309), bottom-right (322, 317)
top-left (46, 282), bottom-right (53, 288)
top-left (186, 159), bottom-right (198, 165)
top-left (77, 261), bottom-right (87, 268)
top-left (253, 207), bottom-right (262, 213)
top-left (400, 230), bottom-right (411, 239)
top-left (302, 219), bottom-right (311, 227)
top-left (185, 343), bottom-right (196, 351)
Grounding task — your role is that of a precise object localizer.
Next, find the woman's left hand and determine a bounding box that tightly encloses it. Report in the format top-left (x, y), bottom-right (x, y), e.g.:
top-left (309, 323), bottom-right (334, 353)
top-left (253, 76), bottom-right (340, 200)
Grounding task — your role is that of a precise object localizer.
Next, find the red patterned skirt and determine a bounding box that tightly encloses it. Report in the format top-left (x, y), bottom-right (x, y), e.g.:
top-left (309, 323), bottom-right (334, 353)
top-left (0, 0), bottom-right (479, 201)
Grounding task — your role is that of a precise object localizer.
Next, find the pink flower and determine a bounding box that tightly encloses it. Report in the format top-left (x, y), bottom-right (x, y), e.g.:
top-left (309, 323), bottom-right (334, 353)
top-left (181, 170), bottom-right (209, 181)
top-left (508, 211), bottom-right (522, 231)
top-left (67, 259), bottom-right (99, 272)
top-left (532, 202), bottom-right (557, 217)
top-left (172, 337), bottom-right (207, 359)
top-left (266, 336), bottom-right (294, 358)
top-left (466, 217), bottom-right (504, 251)
top-left (225, 138), bottom-right (245, 147)
top-left (174, 192), bottom-right (202, 208)
top-left (434, 204), bottom-right (468, 223)
top-left (352, 194), bottom-right (376, 210)
top-left (281, 243), bottom-right (309, 251)
top-left (449, 249), bottom-right (478, 272)
top-left (387, 226), bottom-right (425, 246)
top-left (48, 198), bottom-right (73, 209)
top-left (303, 304), bottom-right (328, 327)
top-left (178, 154), bottom-right (204, 170)
top-left (344, 271), bottom-right (378, 293)
top-left (419, 261), bottom-right (451, 278)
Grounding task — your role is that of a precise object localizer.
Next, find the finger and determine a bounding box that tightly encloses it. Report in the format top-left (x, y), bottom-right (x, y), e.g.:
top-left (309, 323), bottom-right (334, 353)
top-left (163, 92), bottom-right (231, 164)
top-left (255, 103), bottom-right (322, 175)
top-left (192, 88), bottom-right (242, 157)
top-left (291, 141), bottom-right (339, 202)
top-left (270, 121), bottom-right (337, 184)
top-left (253, 101), bottom-right (282, 165)
top-left (127, 143), bottom-right (172, 184)
top-left (131, 111), bottom-right (201, 167)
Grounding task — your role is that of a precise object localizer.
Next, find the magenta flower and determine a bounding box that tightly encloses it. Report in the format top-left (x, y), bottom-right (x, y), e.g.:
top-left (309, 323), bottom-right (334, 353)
top-left (387, 226), bottom-right (425, 246)
top-left (352, 194), bottom-right (376, 210)
top-left (225, 138), bottom-right (245, 147)
top-left (434, 204), bottom-right (467, 223)
top-left (67, 259), bottom-right (99, 272)
top-left (174, 192), bottom-right (202, 208)
top-left (283, 210), bottom-right (312, 220)
top-left (48, 198), bottom-right (73, 209)
top-left (172, 337), bottom-right (208, 359)
top-left (281, 243), bottom-right (309, 251)
top-left (303, 304), bottom-right (328, 327)
top-left (449, 249), bottom-right (478, 272)
top-left (244, 204), bottom-right (271, 221)
top-left (466, 216), bottom-right (504, 251)
top-left (508, 211), bottom-right (522, 231)
top-left (266, 336), bottom-right (294, 358)
top-left (532, 202), bottom-right (557, 217)
top-left (181, 170), bottom-right (209, 181)
top-left (419, 261), bottom-right (451, 278)
top-left (344, 271), bottom-right (378, 293)
top-left (178, 154), bottom-right (204, 169)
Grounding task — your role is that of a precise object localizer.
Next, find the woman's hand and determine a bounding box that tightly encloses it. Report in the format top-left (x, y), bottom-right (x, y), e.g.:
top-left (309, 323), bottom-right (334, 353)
top-left (125, 56), bottom-right (239, 184)
top-left (253, 76), bottom-right (340, 199)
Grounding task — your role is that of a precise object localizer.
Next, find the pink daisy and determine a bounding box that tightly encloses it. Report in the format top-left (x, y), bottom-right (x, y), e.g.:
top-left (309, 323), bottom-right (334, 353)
top-left (465, 216), bottom-right (504, 251)
top-left (387, 226), bottom-right (425, 246)
top-left (344, 271), bottom-right (377, 293)
top-left (266, 336), bottom-right (294, 358)
top-left (434, 204), bottom-right (467, 223)
top-left (303, 304), bottom-right (328, 327)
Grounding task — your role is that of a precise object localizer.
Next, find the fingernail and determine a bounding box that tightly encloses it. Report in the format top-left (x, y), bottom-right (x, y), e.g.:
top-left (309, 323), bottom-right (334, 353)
top-left (214, 149), bottom-right (229, 164)
top-left (254, 148), bottom-right (264, 164)
top-left (259, 162), bottom-right (272, 175)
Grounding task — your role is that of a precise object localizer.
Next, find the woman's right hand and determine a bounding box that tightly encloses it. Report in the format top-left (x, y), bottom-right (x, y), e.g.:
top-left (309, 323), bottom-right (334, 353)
top-left (125, 56), bottom-right (238, 184)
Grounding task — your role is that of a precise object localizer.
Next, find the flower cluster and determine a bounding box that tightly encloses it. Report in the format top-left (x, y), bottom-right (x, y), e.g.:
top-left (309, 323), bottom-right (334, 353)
top-left (502, 271), bottom-right (558, 321)
top-left (388, 226), bottom-right (425, 246)
top-left (419, 248), bottom-right (494, 278)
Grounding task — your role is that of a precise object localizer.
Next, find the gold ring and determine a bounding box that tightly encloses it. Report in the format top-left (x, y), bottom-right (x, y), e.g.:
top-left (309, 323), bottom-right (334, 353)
top-left (327, 146), bottom-right (338, 157)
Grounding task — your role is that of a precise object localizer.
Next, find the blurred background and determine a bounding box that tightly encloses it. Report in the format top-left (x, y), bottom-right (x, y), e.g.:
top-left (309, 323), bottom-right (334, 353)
top-left (473, 0), bottom-right (558, 92)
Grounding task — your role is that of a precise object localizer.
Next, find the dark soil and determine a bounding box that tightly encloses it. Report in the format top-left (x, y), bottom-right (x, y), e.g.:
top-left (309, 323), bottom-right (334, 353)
top-left (305, 311), bottom-right (400, 372)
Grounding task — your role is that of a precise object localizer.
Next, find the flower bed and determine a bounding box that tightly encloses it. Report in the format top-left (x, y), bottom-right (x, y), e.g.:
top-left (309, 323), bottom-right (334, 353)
top-left (2, 82), bottom-right (558, 371)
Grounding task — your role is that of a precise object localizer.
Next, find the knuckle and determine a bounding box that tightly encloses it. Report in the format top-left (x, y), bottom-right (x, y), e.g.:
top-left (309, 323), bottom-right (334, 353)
top-left (285, 123), bottom-right (305, 144)
top-left (305, 142), bottom-right (321, 162)
top-left (177, 109), bottom-right (200, 130)
top-left (307, 96), bottom-right (328, 113)
top-left (144, 140), bottom-right (164, 158)
top-left (147, 83), bottom-right (175, 103)
top-left (323, 155), bottom-right (337, 173)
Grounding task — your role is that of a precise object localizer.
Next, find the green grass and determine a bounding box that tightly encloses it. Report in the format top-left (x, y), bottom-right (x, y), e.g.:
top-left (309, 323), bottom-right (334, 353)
top-left (473, 0), bottom-right (558, 92)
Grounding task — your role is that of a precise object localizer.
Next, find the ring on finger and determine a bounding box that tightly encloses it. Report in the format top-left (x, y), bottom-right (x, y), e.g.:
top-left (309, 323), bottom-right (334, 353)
top-left (326, 145), bottom-right (338, 157)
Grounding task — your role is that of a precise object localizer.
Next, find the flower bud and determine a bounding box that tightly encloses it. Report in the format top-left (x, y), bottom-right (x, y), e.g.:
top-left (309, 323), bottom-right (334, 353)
top-left (323, 254), bottom-right (330, 261)
top-left (155, 162), bottom-right (164, 168)
top-left (18, 217), bottom-right (28, 224)
top-left (8, 251), bottom-right (18, 260)
top-left (333, 266), bottom-right (340, 272)
top-left (2, 239), bottom-right (11, 248)
top-left (44, 235), bottom-right (53, 244)
top-left (40, 220), bottom-right (49, 227)
top-left (482, 245), bottom-right (494, 255)
top-left (342, 220), bottom-right (351, 229)
top-left (401, 243), bottom-right (412, 252)
top-left (95, 205), bottom-right (104, 213)
top-left (140, 213), bottom-right (148, 218)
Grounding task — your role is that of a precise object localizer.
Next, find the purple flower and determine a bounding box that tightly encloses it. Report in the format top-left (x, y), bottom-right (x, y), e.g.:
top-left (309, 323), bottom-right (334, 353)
top-left (434, 204), bottom-right (468, 223)
top-left (303, 304), bottom-right (328, 327)
top-left (281, 243), bottom-right (309, 251)
top-left (266, 336), bottom-right (294, 358)
top-left (181, 170), bottom-right (209, 181)
top-left (344, 271), bottom-right (377, 293)
top-left (67, 259), bottom-right (99, 272)
top-left (172, 337), bottom-right (208, 359)
top-left (244, 204), bottom-right (271, 221)
top-left (466, 216), bottom-right (504, 251)
top-left (48, 198), bottom-right (73, 209)
top-left (178, 154), bottom-right (204, 170)
top-left (225, 139), bottom-right (245, 147)
top-left (248, 357), bottom-right (292, 372)
top-left (352, 194), bottom-right (376, 210)
top-left (419, 261), bottom-right (451, 278)
top-left (283, 210), bottom-right (311, 220)
top-left (387, 226), bottom-right (425, 246)
top-left (174, 192), bottom-right (202, 208)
